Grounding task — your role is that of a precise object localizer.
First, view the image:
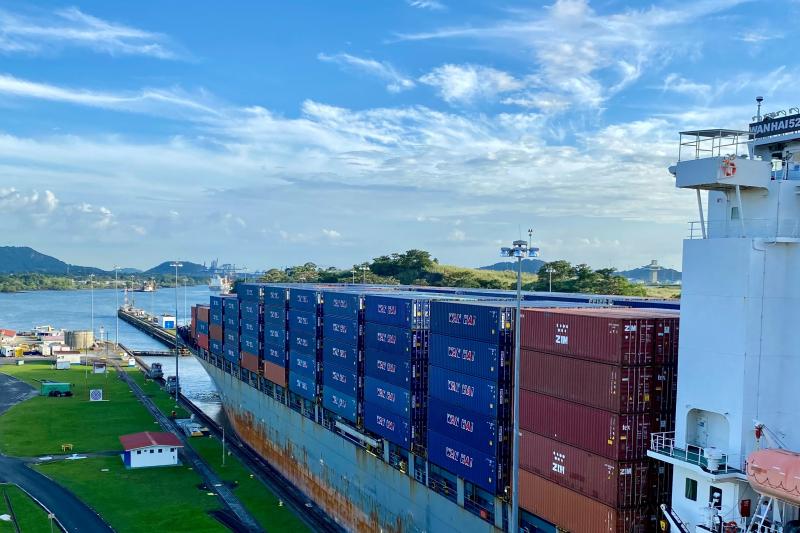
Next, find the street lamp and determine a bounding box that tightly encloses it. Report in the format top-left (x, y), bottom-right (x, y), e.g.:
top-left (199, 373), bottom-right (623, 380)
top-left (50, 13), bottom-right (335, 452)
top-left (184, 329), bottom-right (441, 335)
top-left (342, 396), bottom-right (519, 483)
top-left (360, 263), bottom-right (369, 284)
top-left (171, 261), bottom-right (183, 403)
top-left (113, 265), bottom-right (119, 349)
top-left (500, 236), bottom-right (539, 533)
top-left (546, 266), bottom-right (554, 293)
top-left (351, 266), bottom-right (357, 284)
top-left (89, 274), bottom-right (95, 339)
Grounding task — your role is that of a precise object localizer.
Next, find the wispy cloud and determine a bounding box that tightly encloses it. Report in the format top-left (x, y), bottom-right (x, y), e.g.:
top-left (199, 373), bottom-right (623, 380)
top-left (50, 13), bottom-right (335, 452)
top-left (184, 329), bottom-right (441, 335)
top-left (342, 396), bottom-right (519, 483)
top-left (0, 6), bottom-right (178, 59)
top-left (406, 0), bottom-right (446, 10)
top-left (318, 52), bottom-right (415, 93)
top-left (419, 64), bottom-right (523, 104)
top-left (662, 74), bottom-right (712, 97)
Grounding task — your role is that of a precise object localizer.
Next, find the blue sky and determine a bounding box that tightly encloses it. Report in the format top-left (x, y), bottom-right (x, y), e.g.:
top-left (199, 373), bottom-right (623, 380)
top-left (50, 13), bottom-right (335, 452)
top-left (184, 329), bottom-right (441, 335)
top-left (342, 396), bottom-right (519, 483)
top-left (0, 0), bottom-right (795, 271)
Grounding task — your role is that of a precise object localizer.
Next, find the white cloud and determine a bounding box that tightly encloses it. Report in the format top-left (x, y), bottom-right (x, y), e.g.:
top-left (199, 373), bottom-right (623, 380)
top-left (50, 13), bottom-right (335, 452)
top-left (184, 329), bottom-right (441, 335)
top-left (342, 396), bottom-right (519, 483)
top-left (322, 228), bottom-right (342, 239)
top-left (318, 53), bottom-right (415, 93)
top-left (662, 74), bottom-right (712, 97)
top-left (448, 229), bottom-right (466, 241)
top-left (419, 64), bottom-right (523, 104)
top-left (406, 0), bottom-right (446, 10)
top-left (0, 7), bottom-right (178, 58)
top-left (0, 187), bottom-right (59, 213)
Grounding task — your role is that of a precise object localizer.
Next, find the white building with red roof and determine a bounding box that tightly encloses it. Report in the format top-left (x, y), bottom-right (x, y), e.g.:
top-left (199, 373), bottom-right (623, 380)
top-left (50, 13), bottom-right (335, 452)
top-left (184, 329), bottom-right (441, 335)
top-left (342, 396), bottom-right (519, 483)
top-left (119, 431), bottom-right (182, 469)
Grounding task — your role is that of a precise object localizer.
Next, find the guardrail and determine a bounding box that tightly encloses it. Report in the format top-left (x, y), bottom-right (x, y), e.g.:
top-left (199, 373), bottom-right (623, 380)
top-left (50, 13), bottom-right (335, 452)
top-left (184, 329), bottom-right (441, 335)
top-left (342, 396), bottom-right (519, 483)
top-left (688, 219), bottom-right (800, 239)
top-left (650, 431), bottom-right (743, 474)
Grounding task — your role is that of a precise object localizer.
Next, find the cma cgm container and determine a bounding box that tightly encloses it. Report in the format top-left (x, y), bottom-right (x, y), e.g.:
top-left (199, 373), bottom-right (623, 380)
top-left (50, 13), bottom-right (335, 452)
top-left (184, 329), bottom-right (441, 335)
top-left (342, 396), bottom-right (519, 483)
top-left (365, 349), bottom-right (411, 388)
top-left (428, 334), bottom-right (504, 381)
top-left (322, 340), bottom-right (359, 370)
top-left (289, 309), bottom-right (318, 334)
top-left (520, 430), bottom-right (652, 509)
top-left (427, 401), bottom-right (500, 452)
top-left (520, 308), bottom-right (656, 365)
top-left (365, 294), bottom-right (430, 329)
top-left (290, 351), bottom-right (316, 379)
top-left (322, 387), bottom-right (358, 422)
top-left (289, 330), bottom-right (318, 356)
top-left (520, 390), bottom-right (651, 461)
top-left (288, 287), bottom-right (322, 312)
top-left (520, 470), bottom-right (655, 533)
top-left (364, 403), bottom-right (411, 448)
top-left (427, 430), bottom-right (498, 493)
top-left (429, 301), bottom-right (512, 343)
top-left (364, 323), bottom-right (414, 356)
top-left (323, 291), bottom-right (362, 319)
top-left (428, 366), bottom-right (499, 418)
top-left (364, 376), bottom-right (411, 417)
top-left (520, 350), bottom-right (654, 413)
top-left (322, 362), bottom-right (358, 397)
top-left (323, 316), bottom-right (359, 345)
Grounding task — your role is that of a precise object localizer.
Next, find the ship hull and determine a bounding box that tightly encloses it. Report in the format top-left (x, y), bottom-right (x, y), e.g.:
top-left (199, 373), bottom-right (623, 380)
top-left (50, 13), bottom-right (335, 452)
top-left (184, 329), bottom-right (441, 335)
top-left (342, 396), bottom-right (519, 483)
top-left (197, 357), bottom-right (502, 533)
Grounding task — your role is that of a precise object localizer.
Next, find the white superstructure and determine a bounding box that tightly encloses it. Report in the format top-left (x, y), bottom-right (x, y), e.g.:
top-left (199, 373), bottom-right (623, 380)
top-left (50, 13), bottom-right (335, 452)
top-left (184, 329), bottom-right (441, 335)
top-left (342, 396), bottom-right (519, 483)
top-left (649, 103), bottom-right (800, 532)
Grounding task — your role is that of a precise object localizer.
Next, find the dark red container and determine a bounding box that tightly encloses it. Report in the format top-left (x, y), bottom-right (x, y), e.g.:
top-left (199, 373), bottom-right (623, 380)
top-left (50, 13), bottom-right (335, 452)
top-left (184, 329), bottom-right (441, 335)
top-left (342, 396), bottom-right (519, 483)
top-left (240, 352), bottom-right (260, 373)
top-left (653, 315), bottom-right (679, 365)
top-left (520, 349), bottom-right (653, 413)
top-left (209, 324), bottom-right (223, 341)
top-left (520, 308), bottom-right (658, 365)
top-left (262, 360), bottom-right (286, 387)
top-left (652, 364), bottom-right (678, 414)
top-left (196, 333), bottom-right (209, 351)
top-left (520, 390), bottom-right (652, 461)
top-left (520, 469), bottom-right (656, 533)
top-left (197, 305), bottom-right (210, 322)
top-left (520, 430), bottom-right (651, 509)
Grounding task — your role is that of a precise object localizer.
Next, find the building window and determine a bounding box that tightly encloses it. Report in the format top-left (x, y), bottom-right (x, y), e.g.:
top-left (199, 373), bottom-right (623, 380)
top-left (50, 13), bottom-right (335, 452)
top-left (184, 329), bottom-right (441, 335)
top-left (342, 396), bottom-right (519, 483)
top-left (685, 477), bottom-right (698, 501)
top-left (170, 448), bottom-right (175, 452)
top-left (150, 449), bottom-right (154, 454)
top-left (158, 448), bottom-right (163, 453)
top-left (136, 450), bottom-right (141, 455)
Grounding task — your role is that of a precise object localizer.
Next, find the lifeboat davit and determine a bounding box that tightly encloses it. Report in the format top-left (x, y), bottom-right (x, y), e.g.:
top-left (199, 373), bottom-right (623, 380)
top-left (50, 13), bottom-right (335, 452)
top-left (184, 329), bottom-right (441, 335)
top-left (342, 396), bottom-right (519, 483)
top-left (747, 449), bottom-right (800, 505)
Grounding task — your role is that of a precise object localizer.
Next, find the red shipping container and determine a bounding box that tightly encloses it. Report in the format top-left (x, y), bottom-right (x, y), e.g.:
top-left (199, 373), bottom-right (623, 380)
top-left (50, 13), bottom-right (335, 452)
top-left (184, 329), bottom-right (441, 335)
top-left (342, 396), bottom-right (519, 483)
top-left (240, 352), bottom-right (260, 373)
top-left (197, 305), bottom-right (210, 322)
top-left (520, 469), bottom-right (656, 533)
top-left (520, 308), bottom-right (657, 365)
top-left (652, 365), bottom-right (678, 414)
top-left (520, 349), bottom-right (653, 413)
top-left (196, 333), bottom-right (209, 351)
top-left (262, 360), bottom-right (286, 387)
top-left (520, 430), bottom-right (651, 509)
top-left (653, 315), bottom-right (679, 366)
top-left (520, 390), bottom-right (652, 461)
top-left (209, 324), bottom-right (223, 341)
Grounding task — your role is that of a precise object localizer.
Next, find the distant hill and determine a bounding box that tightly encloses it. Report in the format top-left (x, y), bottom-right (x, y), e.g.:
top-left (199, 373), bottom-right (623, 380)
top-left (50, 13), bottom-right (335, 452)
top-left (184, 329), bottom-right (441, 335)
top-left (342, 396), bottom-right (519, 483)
top-left (117, 267), bottom-right (142, 274)
top-left (479, 259), bottom-right (545, 274)
top-left (0, 246), bottom-right (106, 275)
top-left (144, 261), bottom-right (210, 277)
top-left (620, 265), bottom-right (682, 284)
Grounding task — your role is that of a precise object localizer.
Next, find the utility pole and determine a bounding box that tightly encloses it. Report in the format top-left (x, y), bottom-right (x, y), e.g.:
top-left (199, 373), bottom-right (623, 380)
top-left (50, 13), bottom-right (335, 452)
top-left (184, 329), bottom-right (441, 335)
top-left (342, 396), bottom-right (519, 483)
top-left (90, 274), bottom-right (94, 339)
top-left (361, 263), bottom-right (369, 284)
top-left (114, 265), bottom-right (119, 349)
top-left (171, 261), bottom-right (183, 403)
top-left (547, 266), bottom-right (554, 293)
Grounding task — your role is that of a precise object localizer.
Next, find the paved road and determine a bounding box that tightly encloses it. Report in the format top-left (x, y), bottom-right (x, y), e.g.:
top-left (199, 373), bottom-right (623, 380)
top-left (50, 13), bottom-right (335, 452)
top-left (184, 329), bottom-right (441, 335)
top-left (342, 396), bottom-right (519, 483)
top-left (0, 372), bottom-right (113, 533)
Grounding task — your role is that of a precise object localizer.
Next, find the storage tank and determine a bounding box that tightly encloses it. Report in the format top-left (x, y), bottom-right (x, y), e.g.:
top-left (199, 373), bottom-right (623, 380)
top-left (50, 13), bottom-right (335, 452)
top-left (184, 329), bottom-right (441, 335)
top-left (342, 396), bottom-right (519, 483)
top-left (64, 330), bottom-right (94, 350)
top-left (747, 448), bottom-right (800, 505)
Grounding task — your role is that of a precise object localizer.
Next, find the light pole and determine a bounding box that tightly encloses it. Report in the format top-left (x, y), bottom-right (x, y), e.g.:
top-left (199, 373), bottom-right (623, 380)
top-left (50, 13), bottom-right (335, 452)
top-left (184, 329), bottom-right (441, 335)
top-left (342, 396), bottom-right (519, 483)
top-left (546, 267), bottom-right (554, 293)
top-left (500, 236), bottom-right (539, 533)
top-left (89, 274), bottom-right (94, 339)
top-left (360, 263), bottom-right (369, 284)
top-left (171, 261), bottom-right (183, 403)
top-left (113, 265), bottom-right (119, 349)
top-left (351, 267), bottom-right (356, 284)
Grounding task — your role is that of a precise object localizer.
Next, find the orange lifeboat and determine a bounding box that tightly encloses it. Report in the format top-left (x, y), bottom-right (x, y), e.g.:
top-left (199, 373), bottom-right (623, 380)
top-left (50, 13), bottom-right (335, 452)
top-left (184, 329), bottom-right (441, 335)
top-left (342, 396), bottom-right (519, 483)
top-left (747, 449), bottom-right (800, 505)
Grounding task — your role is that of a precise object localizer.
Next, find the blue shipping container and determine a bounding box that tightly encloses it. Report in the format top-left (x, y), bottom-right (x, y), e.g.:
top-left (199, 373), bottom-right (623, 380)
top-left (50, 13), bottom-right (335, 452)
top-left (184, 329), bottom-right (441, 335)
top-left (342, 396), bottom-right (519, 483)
top-left (210, 339), bottom-right (223, 355)
top-left (238, 283), bottom-right (264, 301)
top-left (322, 361), bottom-right (358, 397)
top-left (224, 329), bottom-right (239, 345)
top-left (427, 401), bottom-right (499, 453)
top-left (239, 301), bottom-right (262, 322)
top-left (224, 315), bottom-right (238, 330)
top-left (364, 349), bottom-right (411, 388)
top-left (364, 403), bottom-right (411, 449)
top-left (364, 376), bottom-right (411, 417)
top-left (240, 334), bottom-right (261, 355)
top-left (365, 294), bottom-right (429, 329)
top-left (289, 372), bottom-right (316, 401)
top-left (223, 343), bottom-right (239, 363)
top-left (428, 366), bottom-right (499, 418)
top-left (240, 318), bottom-right (260, 337)
top-left (223, 298), bottom-right (239, 315)
top-left (264, 307), bottom-right (285, 326)
top-left (289, 351), bottom-right (316, 378)
top-left (322, 387), bottom-right (358, 422)
top-left (323, 316), bottom-right (359, 345)
top-left (322, 291), bottom-right (362, 319)
top-left (430, 301), bottom-right (511, 343)
top-left (429, 334), bottom-right (502, 382)
top-left (210, 310), bottom-right (223, 325)
top-left (210, 295), bottom-right (225, 311)
top-left (364, 322), bottom-right (414, 357)
top-left (263, 286), bottom-right (287, 308)
top-left (321, 340), bottom-right (359, 370)
top-left (289, 309), bottom-right (318, 334)
top-left (263, 342), bottom-right (285, 366)
top-left (196, 321), bottom-right (209, 335)
top-left (289, 288), bottom-right (321, 312)
top-left (264, 325), bottom-right (285, 345)
top-left (427, 430), bottom-right (498, 493)
top-left (289, 330), bottom-right (318, 355)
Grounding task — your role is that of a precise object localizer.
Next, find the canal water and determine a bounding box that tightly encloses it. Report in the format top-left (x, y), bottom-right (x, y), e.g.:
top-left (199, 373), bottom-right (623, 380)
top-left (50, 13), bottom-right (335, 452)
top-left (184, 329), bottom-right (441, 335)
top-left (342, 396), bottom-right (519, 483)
top-left (0, 286), bottom-right (222, 420)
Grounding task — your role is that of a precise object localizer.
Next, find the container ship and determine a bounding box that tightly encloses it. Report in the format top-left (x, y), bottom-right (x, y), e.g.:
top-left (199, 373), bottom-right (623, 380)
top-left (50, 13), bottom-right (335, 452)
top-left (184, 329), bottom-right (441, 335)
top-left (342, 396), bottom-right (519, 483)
top-left (185, 102), bottom-right (800, 532)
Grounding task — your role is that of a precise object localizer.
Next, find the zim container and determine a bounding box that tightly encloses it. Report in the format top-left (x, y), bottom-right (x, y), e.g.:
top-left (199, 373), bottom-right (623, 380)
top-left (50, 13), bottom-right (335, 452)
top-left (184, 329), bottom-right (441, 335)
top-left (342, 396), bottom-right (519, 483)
top-left (264, 307), bottom-right (286, 326)
top-left (520, 350), bottom-right (654, 413)
top-left (240, 352), bottom-right (260, 373)
top-left (364, 402), bottom-right (411, 449)
top-left (239, 301), bottom-right (262, 322)
top-left (262, 360), bottom-right (286, 387)
top-left (289, 330), bottom-right (318, 356)
top-left (519, 391), bottom-right (652, 461)
top-left (322, 387), bottom-right (358, 422)
top-left (520, 430), bottom-right (653, 509)
top-left (238, 283), bottom-right (264, 301)
top-left (323, 316), bottom-right (359, 345)
top-left (322, 361), bottom-right (358, 397)
top-left (322, 340), bottom-right (359, 370)
top-left (289, 351), bottom-right (316, 378)
top-left (364, 376), bottom-right (411, 417)
top-left (428, 365), bottom-right (499, 418)
top-left (429, 334), bottom-right (504, 381)
top-left (427, 400), bottom-right (500, 454)
top-left (519, 469), bottom-right (656, 533)
top-left (289, 372), bottom-right (316, 401)
top-left (364, 349), bottom-right (411, 388)
top-left (427, 430), bottom-right (498, 494)
top-left (263, 342), bottom-right (285, 366)
top-left (289, 287), bottom-right (321, 312)
top-left (429, 301), bottom-right (512, 343)
top-left (323, 291), bottom-right (362, 319)
top-left (364, 294), bottom-right (430, 329)
top-left (210, 338), bottom-right (222, 355)
top-left (364, 322), bottom-right (414, 357)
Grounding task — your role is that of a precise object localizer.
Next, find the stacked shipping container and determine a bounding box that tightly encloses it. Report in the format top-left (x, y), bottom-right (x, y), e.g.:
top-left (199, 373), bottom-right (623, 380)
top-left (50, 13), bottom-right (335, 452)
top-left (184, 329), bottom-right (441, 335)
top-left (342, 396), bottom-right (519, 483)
top-left (517, 307), bottom-right (678, 533)
top-left (195, 304), bottom-right (210, 351)
top-left (321, 290), bottom-right (363, 424)
top-left (262, 286), bottom-right (288, 387)
top-left (209, 296), bottom-right (225, 356)
top-left (238, 284), bottom-right (264, 374)
top-left (287, 287), bottom-right (322, 402)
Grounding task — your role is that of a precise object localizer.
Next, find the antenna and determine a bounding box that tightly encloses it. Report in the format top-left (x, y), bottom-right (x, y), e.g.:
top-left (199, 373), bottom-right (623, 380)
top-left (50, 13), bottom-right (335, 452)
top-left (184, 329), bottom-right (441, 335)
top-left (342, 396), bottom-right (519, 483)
top-left (756, 96), bottom-right (764, 121)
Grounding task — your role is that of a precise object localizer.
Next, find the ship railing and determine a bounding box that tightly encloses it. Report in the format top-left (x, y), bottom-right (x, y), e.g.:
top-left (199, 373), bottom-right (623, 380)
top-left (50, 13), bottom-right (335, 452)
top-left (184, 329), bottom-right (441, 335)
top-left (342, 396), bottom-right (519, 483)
top-left (678, 129), bottom-right (753, 162)
top-left (650, 432), bottom-right (744, 474)
top-left (688, 218), bottom-right (800, 239)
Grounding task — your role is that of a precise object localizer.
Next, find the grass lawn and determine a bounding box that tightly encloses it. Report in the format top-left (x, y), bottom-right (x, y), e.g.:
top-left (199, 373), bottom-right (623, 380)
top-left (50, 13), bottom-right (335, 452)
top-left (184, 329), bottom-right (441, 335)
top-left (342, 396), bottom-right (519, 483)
top-left (127, 372), bottom-right (189, 419)
top-left (0, 363), bottom-right (157, 456)
top-left (0, 484), bottom-right (52, 533)
top-left (35, 457), bottom-right (224, 533)
top-left (189, 436), bottom-right (309, 533)
top-left (643, 285), bottom-right (681, 299)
